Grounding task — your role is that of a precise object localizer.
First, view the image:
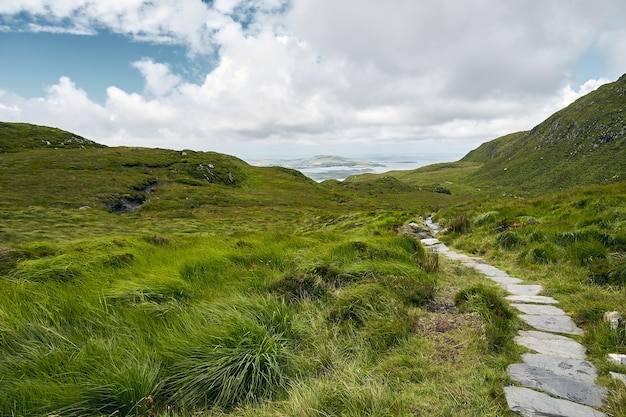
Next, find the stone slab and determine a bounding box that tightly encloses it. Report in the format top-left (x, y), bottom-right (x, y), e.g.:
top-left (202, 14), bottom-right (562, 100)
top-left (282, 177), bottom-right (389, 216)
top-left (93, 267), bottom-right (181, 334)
top-left (506, 295), bottom-right (559, 305)
top-left (490, 276), bottom-right (525, 286)
top-left (443, 252), bottom-right (480, 262)
top-left (519, 315), bottom-right (583, 335)
top-left (511, 304), bottom-right (566, 316)
top-left (429, 243), bottom-right (450, 253)
top-left (504, 386), bottom-right (607, 417)
top-left (514, 330), bottom-right (586, 360)
top-left (463, 262), bottom-right (508, 277)
top-left (521, 353), bottom-right (598, 383)
top-left (507, 284), bottom-right (544, 296)
top-left (420, 238), bottom-right (440, 246)
top-left (507, 363), bottom-right (606, 407)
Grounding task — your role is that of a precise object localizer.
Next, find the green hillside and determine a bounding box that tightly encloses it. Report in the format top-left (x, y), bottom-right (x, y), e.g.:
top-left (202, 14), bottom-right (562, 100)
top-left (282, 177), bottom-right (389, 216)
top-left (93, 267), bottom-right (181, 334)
top-left (354, 73), bottom-right (625, 198)
top-left (0, 122), bottom-right (105, 152)
top-left (1, 104), bottom-right (625, 416)
top-left (461, 74), bottom-right (626, 195)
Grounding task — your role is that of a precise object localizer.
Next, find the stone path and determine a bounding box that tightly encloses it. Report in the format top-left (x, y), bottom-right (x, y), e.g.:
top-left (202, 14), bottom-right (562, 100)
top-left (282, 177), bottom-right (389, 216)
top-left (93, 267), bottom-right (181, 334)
top-left (420, 220), bottom-right (608, 417)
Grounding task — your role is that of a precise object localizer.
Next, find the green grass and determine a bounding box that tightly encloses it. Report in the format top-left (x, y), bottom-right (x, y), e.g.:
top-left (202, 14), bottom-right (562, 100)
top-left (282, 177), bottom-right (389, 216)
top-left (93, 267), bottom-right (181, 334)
top-left (3, 115), bottom-right (625, 415)
top-left (436, 181), bottom-right (626, 415)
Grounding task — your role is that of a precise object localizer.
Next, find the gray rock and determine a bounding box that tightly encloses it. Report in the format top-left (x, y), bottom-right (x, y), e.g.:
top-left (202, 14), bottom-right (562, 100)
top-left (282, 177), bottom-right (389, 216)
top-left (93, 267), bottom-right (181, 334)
top-left (507, 284), bottom-right (544, 296)
top-left (507, 363), bottom-right (607, 406)
top-left (608, 353), bottom-right (626, 365)
top-left (521, 353), bottom-right (598, 383)
top-left (519, 314), bottom-right (583, 335)
top-left (514, 331), bottom-right (586, 359)
top-left (511, 304), bottom-right (566, 316)
top-left (506, 295), bottom-right (559, 305)
top-left (504, 386), bottom-right (607, 417)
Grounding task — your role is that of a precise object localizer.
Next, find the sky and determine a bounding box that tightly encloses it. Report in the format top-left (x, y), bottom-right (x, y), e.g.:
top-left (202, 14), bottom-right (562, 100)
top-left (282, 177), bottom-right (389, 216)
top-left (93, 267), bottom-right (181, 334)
top-left (1, 0), bottom-right (625, 162)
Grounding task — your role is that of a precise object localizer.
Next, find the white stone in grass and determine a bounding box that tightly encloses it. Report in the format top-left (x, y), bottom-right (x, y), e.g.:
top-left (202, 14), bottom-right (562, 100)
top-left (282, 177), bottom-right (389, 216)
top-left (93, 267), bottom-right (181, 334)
top-left (608, 353), bottom-right (626, 365)
top-left (504, 386), bottom-right (607, 417)
top-left (603, 311), bottom-right (622, 330)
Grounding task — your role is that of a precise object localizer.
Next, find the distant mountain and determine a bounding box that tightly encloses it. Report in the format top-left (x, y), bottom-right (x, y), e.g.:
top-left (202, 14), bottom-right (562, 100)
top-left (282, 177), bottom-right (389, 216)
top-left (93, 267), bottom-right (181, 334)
top-left (0, 122), bottom-right (105, 152)
top-left (460, 73), bottom-right (626, 194)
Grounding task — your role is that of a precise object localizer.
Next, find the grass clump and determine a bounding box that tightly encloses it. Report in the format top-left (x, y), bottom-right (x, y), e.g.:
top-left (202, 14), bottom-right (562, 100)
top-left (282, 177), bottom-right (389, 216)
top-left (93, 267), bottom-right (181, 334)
top-left (454, 285), bottom-right (516, 352)
top-left (496, 231), bottom-right (523, 250)
top-left (269, 271), bottom-right (329, 302)
top-left (527, 243), bottom-right (560, 264)
top-left (164, 298), bottom-right (295, 410)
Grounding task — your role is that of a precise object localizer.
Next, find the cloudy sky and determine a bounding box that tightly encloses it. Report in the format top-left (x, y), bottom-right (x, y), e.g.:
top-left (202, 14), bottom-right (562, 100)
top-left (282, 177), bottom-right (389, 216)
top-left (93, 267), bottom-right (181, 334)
top-left (1, 0), bottom-right (625, 162)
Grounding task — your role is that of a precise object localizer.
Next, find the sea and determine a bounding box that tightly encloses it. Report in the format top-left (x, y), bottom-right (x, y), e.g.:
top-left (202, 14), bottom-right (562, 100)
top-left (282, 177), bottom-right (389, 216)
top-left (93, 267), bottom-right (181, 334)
top-left (246, 153), bottom-right (461, 182)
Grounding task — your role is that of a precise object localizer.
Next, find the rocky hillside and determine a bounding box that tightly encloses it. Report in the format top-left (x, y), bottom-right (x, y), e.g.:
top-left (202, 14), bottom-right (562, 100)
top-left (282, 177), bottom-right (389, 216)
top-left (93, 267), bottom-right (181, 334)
top-left (0, 122), bottom-right (106, 152)
top-left (461, 73), bottom-right (626, 195)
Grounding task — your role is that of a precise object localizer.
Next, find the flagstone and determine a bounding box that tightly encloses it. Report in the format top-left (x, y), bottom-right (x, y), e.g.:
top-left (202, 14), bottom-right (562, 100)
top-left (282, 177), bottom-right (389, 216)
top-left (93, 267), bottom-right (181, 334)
top-left (504, 386), bottom-right (607, 417)
top-left (511, 304), bottom-right (565, 316)
top-left (521, 353), bottom-right (598, 383)
top-left (507, 284), bottom-right (543, 296)
top-left (519, 314), bottom-right (583, 335)
top-left (514, 331), bottom-right (586, 359)
top-left (506, 295), bottom-right (559, 304)
top-left (507, 363), bottom-right (606, 407)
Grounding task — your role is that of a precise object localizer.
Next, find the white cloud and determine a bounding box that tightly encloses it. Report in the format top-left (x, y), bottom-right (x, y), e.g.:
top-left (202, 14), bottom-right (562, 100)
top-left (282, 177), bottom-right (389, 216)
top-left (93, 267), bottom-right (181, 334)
top-left (1, 0), bottom-right (626, 158)
top-left (132, 59), bottom-right (182, 97)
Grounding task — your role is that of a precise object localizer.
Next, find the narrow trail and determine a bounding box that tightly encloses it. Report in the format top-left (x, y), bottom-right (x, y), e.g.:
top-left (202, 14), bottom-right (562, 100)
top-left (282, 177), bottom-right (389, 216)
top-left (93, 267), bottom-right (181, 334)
top-left (422, 218), bottom-right (608, 417)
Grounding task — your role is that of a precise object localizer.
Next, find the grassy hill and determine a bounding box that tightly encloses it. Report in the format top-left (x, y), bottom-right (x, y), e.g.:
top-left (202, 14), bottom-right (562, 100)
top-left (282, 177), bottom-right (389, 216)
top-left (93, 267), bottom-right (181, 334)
top-left (0, 122), bottom-right (105, 152)
top-left (1, 103), bottom-right (625, 416)
top-left (462, 73), bottom-right (626, 195)
top-left (0, 123), bottom-right (516, 416)
top-left (352, 73), bottom-right (625, 198)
